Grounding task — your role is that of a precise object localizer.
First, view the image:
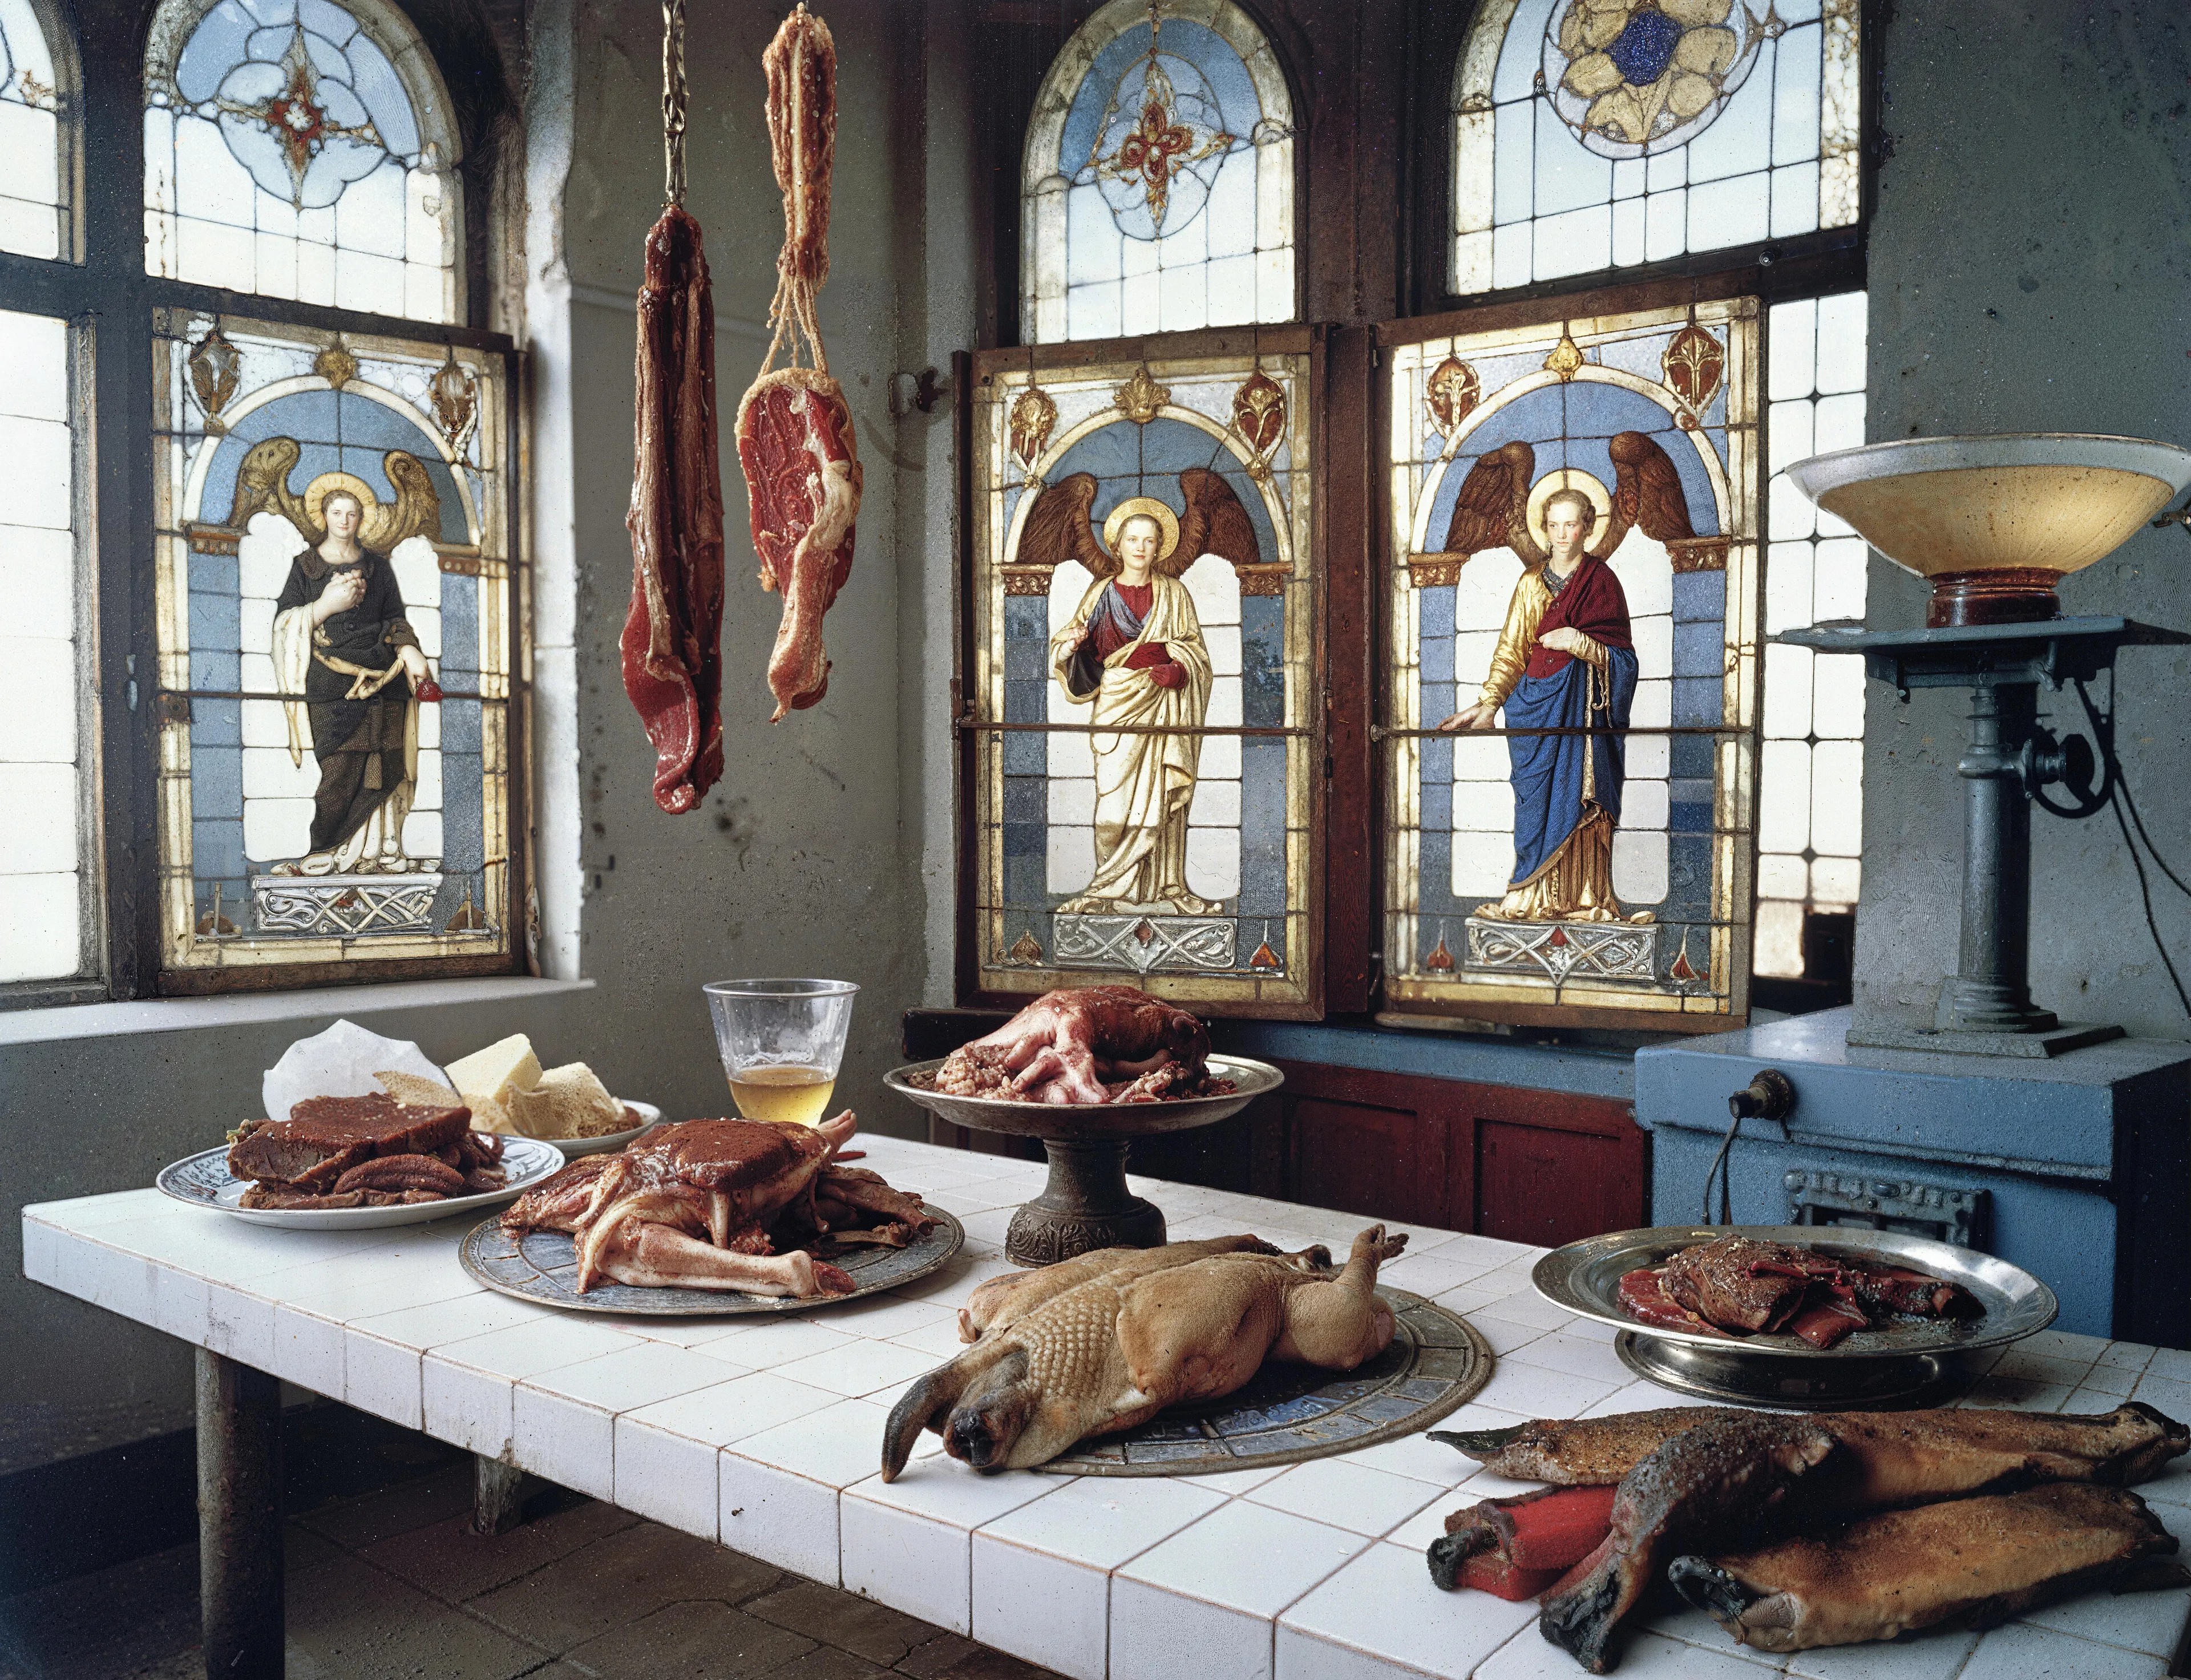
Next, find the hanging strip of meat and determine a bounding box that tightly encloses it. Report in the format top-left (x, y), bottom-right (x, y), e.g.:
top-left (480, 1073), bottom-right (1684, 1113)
top-left (736, 4), bottom-right (862, 722)
top-left (621, 0), bottom-right (726, 813)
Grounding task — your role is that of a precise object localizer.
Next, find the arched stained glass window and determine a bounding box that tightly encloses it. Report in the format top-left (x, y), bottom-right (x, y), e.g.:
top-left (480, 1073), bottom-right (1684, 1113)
top-left (1451, 0), bottom-right (1858, 295)
top-left (0, 0), bottom-right (75, 260)
top-left (144, 0), bottom-right (463, 322)
top-left (1022, 0), bottom-right (1296, 345)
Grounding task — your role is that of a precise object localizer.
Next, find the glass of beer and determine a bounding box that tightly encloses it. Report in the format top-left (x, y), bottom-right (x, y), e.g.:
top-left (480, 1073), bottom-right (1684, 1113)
top-left (704, 978), bottom-right (858, 1128)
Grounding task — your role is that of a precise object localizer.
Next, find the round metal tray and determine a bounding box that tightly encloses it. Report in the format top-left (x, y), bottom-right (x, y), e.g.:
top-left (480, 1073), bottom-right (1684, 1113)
top-left (1533, 1224), bottom-right (2058, 1409)
top-left (884, 1055), bottom-right (1282, 1139)
top-left (1035, 1289), bottom-right (1493, 1476)
top-left (458, 1205), bottom-right (964, 1315)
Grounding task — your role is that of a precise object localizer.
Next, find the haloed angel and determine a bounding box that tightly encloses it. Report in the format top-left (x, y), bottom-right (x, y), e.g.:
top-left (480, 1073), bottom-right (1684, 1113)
top-left (1435, 430), bottom-right (1695, 925)
top-left (1017, 465), bottom-right (1259, 917)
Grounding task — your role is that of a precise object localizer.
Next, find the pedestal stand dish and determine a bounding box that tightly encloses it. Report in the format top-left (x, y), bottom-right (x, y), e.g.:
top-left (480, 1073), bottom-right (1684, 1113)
top-left (884, 1055), bottom-right (1282, 1265)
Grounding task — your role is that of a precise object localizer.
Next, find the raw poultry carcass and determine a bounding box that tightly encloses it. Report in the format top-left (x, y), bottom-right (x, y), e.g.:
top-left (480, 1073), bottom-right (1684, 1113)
top-left (933, 986), bottom-right (1223, 1104)
top-left (503, 1113), bottom-right (860, 1297)
top-left (880, 1225), bottom-right (1408, 1477)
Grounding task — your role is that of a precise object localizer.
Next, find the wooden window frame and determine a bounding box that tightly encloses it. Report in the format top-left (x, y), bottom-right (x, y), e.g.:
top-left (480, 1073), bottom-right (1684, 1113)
top-left (0, 0), bottom-right (524, 1009)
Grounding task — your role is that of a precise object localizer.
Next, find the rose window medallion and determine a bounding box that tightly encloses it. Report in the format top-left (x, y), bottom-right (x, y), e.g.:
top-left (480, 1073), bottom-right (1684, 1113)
top-left (1541, 0), bottom-right (1776, 159)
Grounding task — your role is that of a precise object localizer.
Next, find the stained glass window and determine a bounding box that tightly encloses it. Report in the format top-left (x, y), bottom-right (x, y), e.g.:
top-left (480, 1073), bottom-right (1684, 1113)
top-left (152, 311), bottom-right (515, 975)
top-left (1382, 301), bottom-right (1761, 1023)
top-left (1450, 0), bottom-right (1858, 294)
top-left (1021, 0), bottom-right (1295, 344)
top-left (1756, 289), bottom-right (1865, 978)
top-left (968, 344), bottom-right (1319, 1011)
top-left (0, 309), bottom-right (87, 983)
top-left (143, 0), bottom-right (462, 321)
top-left (0, 0), bottom-right (68, 259)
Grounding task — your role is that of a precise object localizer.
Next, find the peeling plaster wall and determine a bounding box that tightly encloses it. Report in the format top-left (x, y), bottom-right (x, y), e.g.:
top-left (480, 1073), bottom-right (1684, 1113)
top-left (1854, 1), bottom-right (2191, 1038)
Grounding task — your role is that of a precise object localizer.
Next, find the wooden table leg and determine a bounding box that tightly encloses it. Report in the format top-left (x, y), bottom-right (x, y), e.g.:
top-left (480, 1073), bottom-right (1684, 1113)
top-left (473, 1455), bottom-right (527, 1535)
top-left (196, 1347), bottom-right (284, 1680)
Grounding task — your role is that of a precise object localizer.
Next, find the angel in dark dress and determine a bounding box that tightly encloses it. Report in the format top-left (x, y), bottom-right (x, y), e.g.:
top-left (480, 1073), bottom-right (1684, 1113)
top-left (1436, 431), bottom-right (1695, 922)
top-left (269, 486), bottom-right (436, 875)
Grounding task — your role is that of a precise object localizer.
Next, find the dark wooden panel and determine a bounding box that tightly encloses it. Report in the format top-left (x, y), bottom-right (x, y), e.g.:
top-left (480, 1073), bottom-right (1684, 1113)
top-left (1476, 1121), bottom-right (1644, 1250)
top-left (1291, 1096), bottom-right (1446, 1228)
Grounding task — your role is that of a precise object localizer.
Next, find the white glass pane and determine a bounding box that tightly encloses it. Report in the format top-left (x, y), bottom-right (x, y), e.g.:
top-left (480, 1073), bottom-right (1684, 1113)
top-left (1757, 739), bottom-right (1812, 852)
top-left (1687, 171), bottom-right (1769, 250)
top-left (0, 309), bottom-right (66, 421)
top-left (1491, 98), bottom-right (1534, 225)
top-left (1754, 898), bottom-right (1804, 977)
top-left (0, 760), bottom-right (72, 871)
top-left (1768, 469), bottom-right (1816, 543)
top-left (1622, 779), bottom-right (1669, 830)
top-left (1812, 652), bottom-right (1867, 740)
top-left (1757, 852), bottom-right (1808, 900)
top-left (1809, 740), bottom-right (1863, 855)
top-left (1761, 643), bottom-right (1813, 740)
top-left (1812, 535), bottom-right (1867, 621)
top-left (1643, 186), bottom-right (1687, 261)
top-left (1768, 300), bottom-right (1817, 400)
top-left (1764, 540), bottom-right (1814, 635)
top-left (1532, 99), bottom-right (1610, 217)
top-left (0, 634), bottom-right (74, 763)
top-left (1769, 160), bottom-right (1821, 238)
top-left (1813, 390), bottom-right (1866, 454)
top-left (1811, 855), bottom-right (1861, 903)
top-left (1768, 398), bottom-right (1814, 477)
top-left (1771, 25), bottom-right (1824, 167)
top-left (1531, 203), bottom-right (1611, 282)
top-left (0, 523), bottom-right (71, 638)
top-left (0, 414), bottom-right (68, 529)
top-left (1451, 827), bottom-right (1514, 896)
top-left (1685, 63), bottom-right (1772, 186)
top-left (1814, 292), bottom-right (1869, 394)
top-left (1612, 827), bottom-right (1668, 905)
top-left (0, 870), bottom-right (76, 982)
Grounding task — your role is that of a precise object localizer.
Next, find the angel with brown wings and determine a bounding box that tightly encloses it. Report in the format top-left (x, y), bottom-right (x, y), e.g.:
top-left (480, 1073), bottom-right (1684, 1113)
top-left (1434, 431), bottom-right (1694, 925)
top-left (1016, 466), bottom-right (1260, 916)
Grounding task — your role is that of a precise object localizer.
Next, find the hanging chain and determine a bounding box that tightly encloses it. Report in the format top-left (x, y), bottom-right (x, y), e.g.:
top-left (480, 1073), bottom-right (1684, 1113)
top-left (661, 0), bottom-right (688, 206)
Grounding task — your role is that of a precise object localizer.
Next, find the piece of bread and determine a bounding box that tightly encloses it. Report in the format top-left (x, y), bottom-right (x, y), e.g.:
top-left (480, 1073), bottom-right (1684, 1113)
top-left (506, 1062), bottom-right (625, 1140)
top-left (376, 1070), bottom-right (463, 1108)
top-left (443, 1034), bottom-right (541, 1135)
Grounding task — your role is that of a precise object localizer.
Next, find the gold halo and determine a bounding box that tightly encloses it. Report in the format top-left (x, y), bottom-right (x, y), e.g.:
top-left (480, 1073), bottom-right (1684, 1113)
top-left (1102, 496), bottom-right (1180, 563)
top-left (1526, 468), bottom-right (1612, 552)
top-left (303, 471), bottom-right (378, 533)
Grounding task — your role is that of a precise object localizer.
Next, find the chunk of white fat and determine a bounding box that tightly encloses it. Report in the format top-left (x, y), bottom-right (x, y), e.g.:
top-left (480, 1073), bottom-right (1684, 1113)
top-left (444, 1033), bottom-right (544, 1136)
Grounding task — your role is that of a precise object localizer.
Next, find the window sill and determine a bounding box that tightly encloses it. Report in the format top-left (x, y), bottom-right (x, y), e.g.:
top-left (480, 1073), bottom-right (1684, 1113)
top-left (0, 976), bottom-right (595, 1047)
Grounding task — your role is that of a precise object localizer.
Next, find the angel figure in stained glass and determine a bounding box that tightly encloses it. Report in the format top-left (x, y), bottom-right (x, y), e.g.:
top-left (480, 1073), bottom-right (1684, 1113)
top-left (1437, 431), bottom-right (1692, 924)
top-left (249, 465), bottom-right (442, 876)
top-left (1022, 467), bottom-right (1258, 915)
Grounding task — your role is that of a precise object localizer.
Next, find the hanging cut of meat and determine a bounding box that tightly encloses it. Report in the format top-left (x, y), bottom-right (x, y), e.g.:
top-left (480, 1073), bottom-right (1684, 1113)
top-left (736, 5), bottom-right (862, 722)
top-left (622, 203), bottom-right (726, 813)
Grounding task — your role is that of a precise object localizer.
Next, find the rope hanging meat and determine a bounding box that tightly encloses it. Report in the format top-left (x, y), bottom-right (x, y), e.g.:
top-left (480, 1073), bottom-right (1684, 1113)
top-left (735, 5), bottom-right (863, 723)
top-left (618, 0), bottom-right (726, 813)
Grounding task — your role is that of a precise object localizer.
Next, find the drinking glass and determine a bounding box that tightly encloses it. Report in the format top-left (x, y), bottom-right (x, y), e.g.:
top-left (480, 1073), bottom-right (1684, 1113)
top-left (704, 978), bottom-right (858, 1127)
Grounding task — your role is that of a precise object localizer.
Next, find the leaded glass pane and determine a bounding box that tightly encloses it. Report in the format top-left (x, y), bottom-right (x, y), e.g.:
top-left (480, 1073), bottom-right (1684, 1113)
top-left (1383, 300), bottom-right (1761, 1023)
top-left (1755, 290), bottom-right (1866, 977)
top-left (968, 345), bottom-right (1318, 1011)
top-left (1452, 0), bottom-right (1858, 294)
top-left (0, 0), bottom-right (69, 260)
top-left (1023, 0), bottom-right (1294, 345)
top-left (0, 307), bottom-right (86, 982)
top-left (144, 0), bottom-right (460, 321)
top-left (152, 310), bottom-right (515, 974)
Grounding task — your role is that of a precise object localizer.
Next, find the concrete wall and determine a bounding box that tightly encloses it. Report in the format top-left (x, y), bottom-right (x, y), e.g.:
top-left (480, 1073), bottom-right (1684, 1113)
top-left (1854, 2), bottom-right (2191, 1038)
top-left (1, 0), bottom-right (972, 1476)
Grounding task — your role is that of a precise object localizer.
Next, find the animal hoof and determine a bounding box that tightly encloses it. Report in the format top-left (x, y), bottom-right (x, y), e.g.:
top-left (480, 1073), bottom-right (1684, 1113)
top-left (1668, 1556), bottom-right (1756, 1622)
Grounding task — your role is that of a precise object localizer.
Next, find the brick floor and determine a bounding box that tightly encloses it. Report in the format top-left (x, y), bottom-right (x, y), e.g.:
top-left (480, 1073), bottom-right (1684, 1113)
top-left (0, 1467), bottom-right (1069, 1680)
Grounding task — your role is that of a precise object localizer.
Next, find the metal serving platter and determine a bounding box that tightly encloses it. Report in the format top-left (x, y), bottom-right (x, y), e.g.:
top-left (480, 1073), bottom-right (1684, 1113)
top-left (458, 1204), bottom-right (964, 1316)
top-left (884, 1054), bottom-right (1281, 1139)
top-left (157, 1136), bottom-right (566, 1229)
top-left (1534, 1224), bottom-right (2059, 1409)
top-left (1037, 1289), bottom-right (1492, 1476)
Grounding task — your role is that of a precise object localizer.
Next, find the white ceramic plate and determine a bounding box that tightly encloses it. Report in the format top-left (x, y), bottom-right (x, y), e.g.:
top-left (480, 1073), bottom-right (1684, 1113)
top-left (540, 1099), bottom-right (661, 1158)
top-left (155, 1135), bottom-right (567, 1229)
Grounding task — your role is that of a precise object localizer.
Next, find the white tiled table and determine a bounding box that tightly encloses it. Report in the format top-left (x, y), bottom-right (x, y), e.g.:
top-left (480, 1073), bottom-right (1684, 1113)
top-left (25, 1135), bottom-right (2191, 1680)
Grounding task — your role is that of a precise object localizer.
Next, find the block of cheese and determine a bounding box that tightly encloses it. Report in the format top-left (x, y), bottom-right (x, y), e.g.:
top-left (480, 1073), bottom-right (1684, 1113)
top-left (506, 1062), bottom-right (626, 1140)
top-left (443, 1033), bottom-right (542, 1136)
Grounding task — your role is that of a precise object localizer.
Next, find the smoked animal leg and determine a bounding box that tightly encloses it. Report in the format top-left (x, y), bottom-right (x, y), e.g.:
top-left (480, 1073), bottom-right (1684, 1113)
top-left (1669, 1483), bottom-right (2188, 1653)
top-left (622, 204), bottom-right (726, 813)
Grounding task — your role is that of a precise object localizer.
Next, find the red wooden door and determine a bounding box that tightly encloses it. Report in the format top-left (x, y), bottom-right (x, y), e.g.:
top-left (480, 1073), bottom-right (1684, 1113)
top-left (1475, 1120), bottom-right (1641, 1249)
